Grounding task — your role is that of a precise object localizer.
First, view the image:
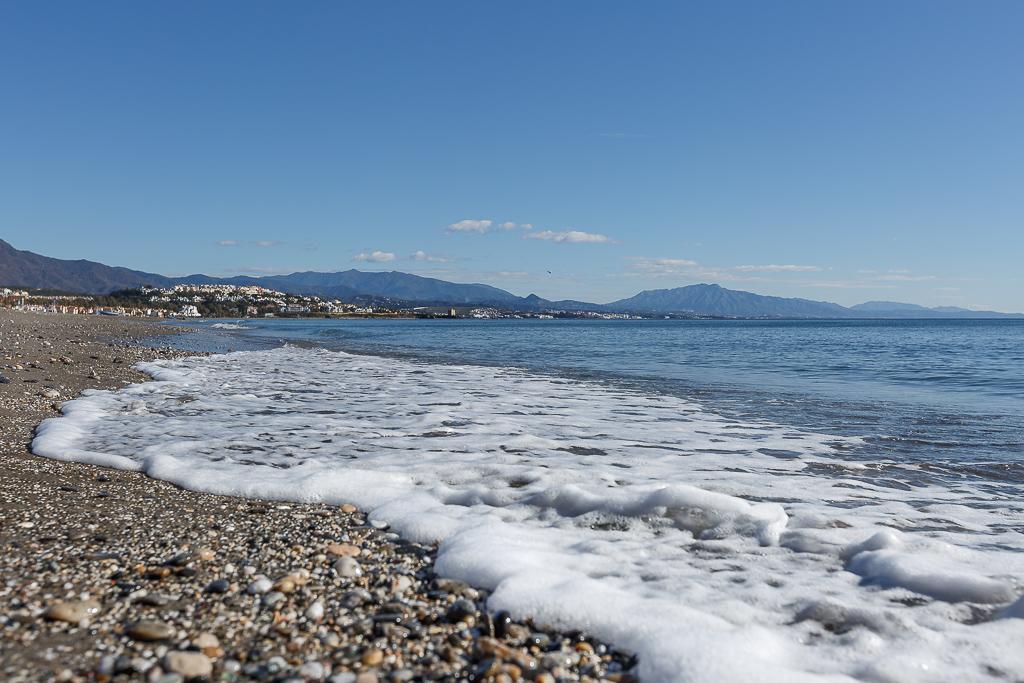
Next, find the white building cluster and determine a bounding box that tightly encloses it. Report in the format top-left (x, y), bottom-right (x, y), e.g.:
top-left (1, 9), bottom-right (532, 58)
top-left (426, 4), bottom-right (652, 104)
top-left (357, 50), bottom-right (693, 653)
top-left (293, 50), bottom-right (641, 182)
top-left (140, 284), bottom-right (361, 317)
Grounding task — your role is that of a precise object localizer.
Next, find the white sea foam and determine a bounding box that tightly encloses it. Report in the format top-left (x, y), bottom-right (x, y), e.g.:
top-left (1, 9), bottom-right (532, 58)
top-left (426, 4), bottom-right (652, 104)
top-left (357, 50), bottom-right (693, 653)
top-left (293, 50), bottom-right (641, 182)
top-left (209, 322), bottom-right (249, 330)
top-left (32, 347), bottom-right (1024, 681)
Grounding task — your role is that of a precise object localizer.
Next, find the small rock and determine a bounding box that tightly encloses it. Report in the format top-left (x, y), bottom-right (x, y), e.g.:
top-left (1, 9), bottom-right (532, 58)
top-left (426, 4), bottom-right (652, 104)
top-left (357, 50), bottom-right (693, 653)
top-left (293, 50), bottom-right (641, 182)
top-left (193, 632), bottom-right (219, 650)
top-left (305, 601), bottom-right (324, 622)
top-left (446, 598), bottom-right (477, 624)
top-left (299, 661), bottom-right (326, 680)
top-left (137, 593), bottom-right (172, 607)
top-left (204, 578), bottom-right (230, 594)
top-left (247, 577), bottom-right (273, 595)
top-left (162, 651), bottom-right (212, 680)
top-left (360, 648), bottom-right (384, 667)
top-left (261, 591), bottom-right (286, 609)
top-left (390, 575), bottom-right (413, 596)
top-left (333, 557), bottom-right (362, 578)
top-left (127, 620), bottom-right (176, 641)
top-left (340, 503), bottom-right (358, 514)
top-left (326, 543), bottom-right (360, 557)
top-left (493, 610), bottom-right (512, 638)
top-left (273, 577), bottom-right (296, 594)
top-left (43, 599), bottom-right (101, 624)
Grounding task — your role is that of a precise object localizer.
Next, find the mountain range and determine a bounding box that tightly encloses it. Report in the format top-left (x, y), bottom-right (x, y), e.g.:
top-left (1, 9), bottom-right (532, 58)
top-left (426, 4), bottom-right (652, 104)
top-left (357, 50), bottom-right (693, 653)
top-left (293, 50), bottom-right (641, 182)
top-left (1, 238), bottom-right (1019, 319)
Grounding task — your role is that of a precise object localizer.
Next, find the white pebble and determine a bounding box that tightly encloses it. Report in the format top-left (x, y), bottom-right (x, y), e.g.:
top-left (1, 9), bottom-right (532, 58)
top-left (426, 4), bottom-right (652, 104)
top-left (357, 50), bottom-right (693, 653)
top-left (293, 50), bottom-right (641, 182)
top-left (305, 600), bottom-right (324, 622)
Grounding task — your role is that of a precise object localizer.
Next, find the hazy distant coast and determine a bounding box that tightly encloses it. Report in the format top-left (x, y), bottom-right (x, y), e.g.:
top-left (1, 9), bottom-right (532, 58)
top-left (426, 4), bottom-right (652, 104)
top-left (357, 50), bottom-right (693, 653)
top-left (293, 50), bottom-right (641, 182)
top-left (3, 239), bottom-right (1021, 320)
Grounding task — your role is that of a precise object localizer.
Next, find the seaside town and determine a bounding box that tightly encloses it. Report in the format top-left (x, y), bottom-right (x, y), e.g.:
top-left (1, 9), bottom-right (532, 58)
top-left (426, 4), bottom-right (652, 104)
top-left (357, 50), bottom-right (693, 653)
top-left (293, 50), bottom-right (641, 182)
top-left (1, 284), bottom-right (379, 319)
top-left (0, 285), bottom-right (648, 320)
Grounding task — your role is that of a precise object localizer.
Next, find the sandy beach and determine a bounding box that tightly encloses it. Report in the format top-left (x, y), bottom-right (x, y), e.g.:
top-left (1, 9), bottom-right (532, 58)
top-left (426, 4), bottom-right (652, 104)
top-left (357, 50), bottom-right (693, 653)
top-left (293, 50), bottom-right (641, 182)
top-left (0, 311), bottom-right (633, 683)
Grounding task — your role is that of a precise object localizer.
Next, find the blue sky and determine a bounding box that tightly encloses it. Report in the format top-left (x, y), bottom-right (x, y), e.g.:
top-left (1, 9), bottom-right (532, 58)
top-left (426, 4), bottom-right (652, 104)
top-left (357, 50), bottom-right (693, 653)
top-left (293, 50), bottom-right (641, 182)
top-left (1, 1), bottom-right (1022, 310)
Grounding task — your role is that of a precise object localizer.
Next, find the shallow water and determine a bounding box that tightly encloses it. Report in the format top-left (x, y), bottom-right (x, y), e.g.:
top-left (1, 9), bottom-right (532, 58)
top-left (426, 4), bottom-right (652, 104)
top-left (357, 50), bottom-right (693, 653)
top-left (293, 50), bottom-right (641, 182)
top-left (38, 318), bottom-right (1024, 681)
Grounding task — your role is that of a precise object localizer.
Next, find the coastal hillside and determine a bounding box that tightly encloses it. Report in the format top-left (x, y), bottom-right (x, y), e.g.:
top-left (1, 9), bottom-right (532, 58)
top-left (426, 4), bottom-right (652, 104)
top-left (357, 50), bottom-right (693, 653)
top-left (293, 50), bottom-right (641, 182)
top-left (606, 283), bottom-right (851, 317)
top-left (0, 239), bottom-right (522, 305)
top-left (0, 238), bottom-right (174, 293)
top-left (2, 239), bottom-right (1020, 317)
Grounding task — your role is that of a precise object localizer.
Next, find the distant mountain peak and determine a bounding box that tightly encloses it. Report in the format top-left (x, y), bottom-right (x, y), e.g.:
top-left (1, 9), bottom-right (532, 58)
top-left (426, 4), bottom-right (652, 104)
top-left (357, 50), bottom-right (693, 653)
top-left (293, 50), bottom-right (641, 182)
top-left (1, 239), bottom-right (1020, 318)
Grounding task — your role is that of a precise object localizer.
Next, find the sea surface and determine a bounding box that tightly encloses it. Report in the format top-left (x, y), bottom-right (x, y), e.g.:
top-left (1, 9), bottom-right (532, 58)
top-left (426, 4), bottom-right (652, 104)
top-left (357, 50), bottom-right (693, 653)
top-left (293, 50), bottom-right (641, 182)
top-left (34, 318), bottom-right (1024, 682)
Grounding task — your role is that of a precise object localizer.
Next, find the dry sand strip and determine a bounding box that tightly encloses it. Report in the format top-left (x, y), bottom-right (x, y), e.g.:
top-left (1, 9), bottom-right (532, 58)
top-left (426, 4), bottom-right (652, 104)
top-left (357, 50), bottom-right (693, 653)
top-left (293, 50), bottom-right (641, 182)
top-left (0, 311), bottom-right (637, 683)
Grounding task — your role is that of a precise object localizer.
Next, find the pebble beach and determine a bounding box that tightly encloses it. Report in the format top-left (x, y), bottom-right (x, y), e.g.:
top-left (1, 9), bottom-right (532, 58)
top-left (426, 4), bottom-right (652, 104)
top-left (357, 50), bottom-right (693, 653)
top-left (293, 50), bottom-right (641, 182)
top-left (0, 311), bottom-right (635, 683)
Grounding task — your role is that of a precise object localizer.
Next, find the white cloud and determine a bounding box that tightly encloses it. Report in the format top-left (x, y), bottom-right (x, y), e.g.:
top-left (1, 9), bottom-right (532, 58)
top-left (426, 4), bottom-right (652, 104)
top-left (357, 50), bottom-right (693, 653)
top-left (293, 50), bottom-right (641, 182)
top-left (636, 258), bottom-right (700, 271)
top-left (354, 250), bottom-right (396, 263)
top-left (733, 264), bottom-right (822, 273)
top-left (411, 250), bottom-right (449, 263)
top-left (874, 273), bottom-right (935, 282)
top-left (628, 257), bottom-right (824, 281)
top-left (446, 219), bottom-right (535, 234)
top-left (525, 230), bottom-right (612, 244)
top-left (217, 239), bottom-right (283, 248)
top-left (447, 219), bottom-right (493, 233)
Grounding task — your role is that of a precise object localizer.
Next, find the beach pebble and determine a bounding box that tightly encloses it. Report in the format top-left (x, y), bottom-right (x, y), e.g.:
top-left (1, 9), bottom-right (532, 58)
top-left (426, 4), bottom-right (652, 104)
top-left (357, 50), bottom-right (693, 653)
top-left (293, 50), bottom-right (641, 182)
top-left (446, 598), bottom-right (477, 623)
top-left (298, 661), bottom-right (326, 680)
top-left (273, 576), bottom-right (296, 593)
top-left (247, 577), bottom-right (273, 594)
top-left (333, 557), bottom-right (362, 578)
top-left (204, 578), bottom-right (230, 593)
top-left (262, 591), bottom-right (286, 608)
top-left (43, 599), bottom-right (101, 624)
top-left (162, 650), bottom-right (212, 680)
top-left (137, 592), bottom-right (173, 607)
top-left (360, 647), bottom-right (384, 666)
top-left (193, 632), bottom-right (219, 650)
top-left (390, 575), bottom-right (413, 595)
top-left (326, 542), bottom-right (360, 557)
top-left (305, 601), bottom-right (324, 622)
top-left (127, 620), bottom-right (176, 641)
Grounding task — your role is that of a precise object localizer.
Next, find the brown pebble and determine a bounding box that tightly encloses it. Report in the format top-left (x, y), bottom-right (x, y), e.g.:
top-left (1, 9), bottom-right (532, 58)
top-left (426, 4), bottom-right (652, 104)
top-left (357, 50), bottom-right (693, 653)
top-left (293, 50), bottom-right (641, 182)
top-left (361, 647), bottom-right (384, 666)
top-left (326, 542), bottom-right (360, 557)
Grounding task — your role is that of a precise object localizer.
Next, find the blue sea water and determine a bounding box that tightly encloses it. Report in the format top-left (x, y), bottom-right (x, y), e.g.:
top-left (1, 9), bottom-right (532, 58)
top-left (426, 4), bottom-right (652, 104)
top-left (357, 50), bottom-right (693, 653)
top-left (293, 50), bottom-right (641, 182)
top-left (173, 318), bottom-right (1024, 487)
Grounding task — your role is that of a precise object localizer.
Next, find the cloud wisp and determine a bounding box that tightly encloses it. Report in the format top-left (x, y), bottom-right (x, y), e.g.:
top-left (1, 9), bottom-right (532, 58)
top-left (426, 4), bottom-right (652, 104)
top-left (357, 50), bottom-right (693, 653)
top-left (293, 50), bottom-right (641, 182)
top-left (629, 257), bottom-right (822, 281)
top-left (354, 250), bottom-right (396, 263)
top-left (447, 219), bottom-right (493, 233)
top-left (411, 250), bottom-right (450, 263)
top-left (446, 219), bottom-right (533, 234)
top-left (216, 239), bottom-right (283, 248)
top-left (525, 230), bottom-right (612, 244)
top-left (733, 264), bottom-right (822, 273)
